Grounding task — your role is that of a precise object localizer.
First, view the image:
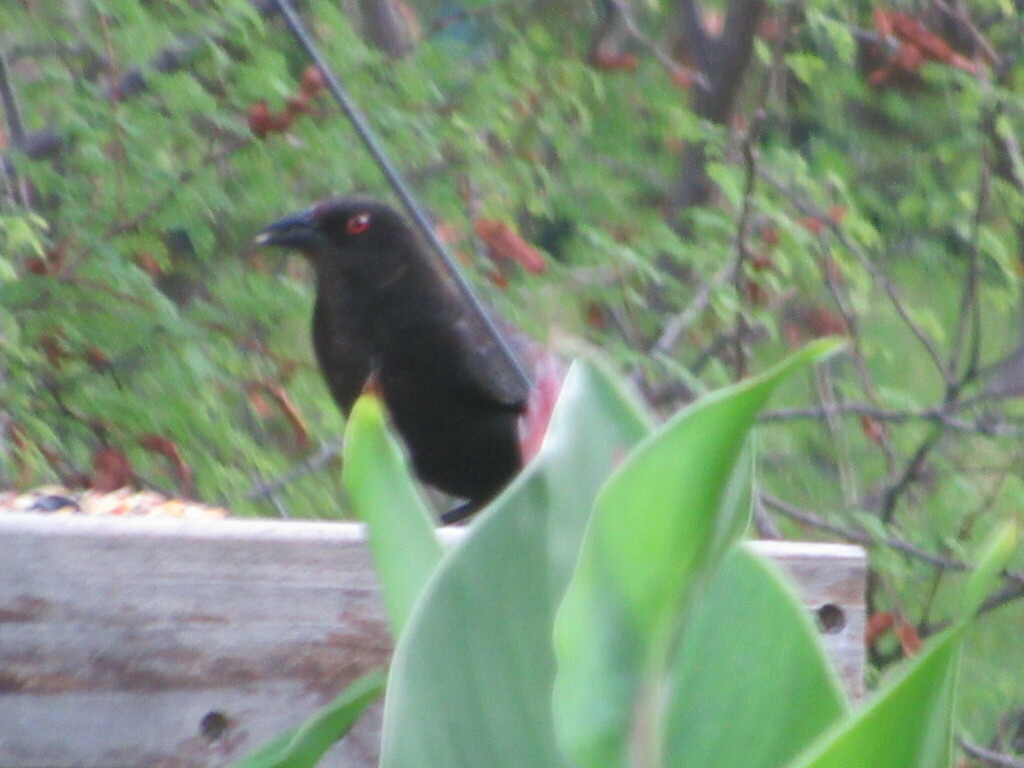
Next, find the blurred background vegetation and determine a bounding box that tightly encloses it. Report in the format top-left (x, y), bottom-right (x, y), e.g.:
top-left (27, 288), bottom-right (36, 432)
top-left (1, 0), bottom-right (1023, 762)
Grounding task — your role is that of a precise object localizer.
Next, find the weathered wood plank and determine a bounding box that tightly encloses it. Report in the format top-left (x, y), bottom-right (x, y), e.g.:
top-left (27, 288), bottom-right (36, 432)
top-left (0, 514), bottom-right (865, 768)
top-left (0, 514), bottom-right (388, 768)
top-left (750, 540), bottom-right (867, 700)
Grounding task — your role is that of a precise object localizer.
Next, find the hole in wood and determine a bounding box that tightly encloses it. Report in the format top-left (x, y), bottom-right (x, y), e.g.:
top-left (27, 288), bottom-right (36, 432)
top-left (199, 711), bottom-right (230, 741)
top-left (815, 603), bottom-right (846, 634)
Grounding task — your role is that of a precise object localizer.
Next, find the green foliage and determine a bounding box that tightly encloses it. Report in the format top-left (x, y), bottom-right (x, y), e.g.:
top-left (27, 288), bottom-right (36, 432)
top-left (342, 394), bottom-right (441, 635)
top-left (237, 345), bottom-right (1010, 768)
top-left (553, 342), bottom-right (842, 768)
top-left (225, 668), bottom-right (386, 768)
top-left (375, 359), bottom-right (652, 768)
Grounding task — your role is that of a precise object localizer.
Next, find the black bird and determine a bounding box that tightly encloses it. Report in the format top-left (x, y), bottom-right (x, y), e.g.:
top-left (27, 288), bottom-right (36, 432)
top-left (256, 196), bottom-right (529, 521)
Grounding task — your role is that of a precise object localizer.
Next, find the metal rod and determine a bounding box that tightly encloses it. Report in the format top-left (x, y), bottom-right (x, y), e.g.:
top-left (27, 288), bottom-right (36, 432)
top-left (268, 0), bottom-right (532, 392)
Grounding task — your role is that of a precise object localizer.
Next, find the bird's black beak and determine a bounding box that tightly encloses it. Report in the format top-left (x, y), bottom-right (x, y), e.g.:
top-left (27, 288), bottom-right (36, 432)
top-left (255, 208), bottom-right (321, 249)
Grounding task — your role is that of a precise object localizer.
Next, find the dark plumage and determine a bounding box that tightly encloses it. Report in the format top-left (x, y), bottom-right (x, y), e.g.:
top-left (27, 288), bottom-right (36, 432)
top-left (256, 196), bottom-right (528, 520)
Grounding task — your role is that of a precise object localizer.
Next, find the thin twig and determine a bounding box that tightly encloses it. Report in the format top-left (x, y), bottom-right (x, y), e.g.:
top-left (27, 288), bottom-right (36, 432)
top-left (760, 492), bottom-right (969, 572)
top-left (761, 403), bottom-right (1021, 437)
top-left (0, 0), bottom-right (307, 171)
top-left (0, 48), bottom-right (26, 147)
top-left (811, 237), bottom-right (897, 471)
top-left (97, 12), bottom-right (126, 221)
top-left (730, 113), bottom-right (763, 380)
top-left (245, 438), bottom-right (344, 500)
top-left (959, 737), bottom-right (1024, 768)
top-left (879, 425), bottom-right (942, 524)
top-left (758, 169), bottom-right (950, 382)
top-left (249, 469), bottom-right (291, 518)
top-left (813, 365), bottom-right (859, 506)
top-left (650, 256), bottom-right (742, 356)
top-left (107, 135), bottom-right (248, 237)
top-left (0, 45), bottom-right (31, 208)
top-left (606, 0), bottom-right (709, 91)
top-left (949, 143), bottom-right (991, 385)
top-left (764, 492), bottom-right (1024, 637)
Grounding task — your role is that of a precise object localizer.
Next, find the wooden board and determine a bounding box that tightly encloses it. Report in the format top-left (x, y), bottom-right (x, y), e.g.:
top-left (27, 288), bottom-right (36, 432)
top-left (0, 514), bottom-right (865, 768)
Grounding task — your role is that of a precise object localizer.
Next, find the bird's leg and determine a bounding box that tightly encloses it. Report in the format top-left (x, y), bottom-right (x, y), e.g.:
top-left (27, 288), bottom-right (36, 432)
top-left (440, 499), bottom-right (479, 525)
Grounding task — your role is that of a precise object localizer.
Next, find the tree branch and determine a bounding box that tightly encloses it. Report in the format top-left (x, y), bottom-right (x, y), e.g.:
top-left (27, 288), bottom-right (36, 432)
top-left (960, 737), bottom-right (1024, 768)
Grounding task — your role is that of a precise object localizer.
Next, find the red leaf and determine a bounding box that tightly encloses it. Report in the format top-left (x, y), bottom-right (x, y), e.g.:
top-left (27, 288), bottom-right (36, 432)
top-left (286, 93), bottom-right (311, 116)
top-left (759, 225), bottom-right (780, 248)
top-left (245, 382), bottom-right (273, 418)
top-left (91, 447), bottom-right (133, 493)
top-left (8, 422), bottom-right (34, 487)
top-left (827, 205), bottom-right (847, 225)
top-left (84, 347), bottom-right (112, 373)
top-left (300, 65), bottom-right (327, 96)
top-left (263, 383), bottom-right (310, 450)
top-left (895, 620), bottom-right (922, 657)
top-left (805, 306), bottom-right (847, 338)
top-left (484, 269), bottom-right (509, 289)
top-left (781, 302), bottom-right (848, 344)
top-left (473, 218), bottom-right (547, 274)
top-left (743, 278), bottom-right (770, 307)
top-left (39, 334), bottom-right (68, 367)
top-left (138, 434), bottom-right (194, 497)
top-left (25, 256), bottom-right (49, 276)
top-left (758, 16), bottom-right (783, 43)
top-left (668, 67), bottom-right (696, 89)
top-left (872, 8), bottom-right (894, 40)
top-left (584, 302), bottom-right (608, 331)
top-left (246, 381), bottom-right (310, 450)
top-left (434, 220), bottom-right (462, 245)
top-left (266, 111), bottom-right (293, 134)
top-left (867, 65), bottom-right (894, 88)
top-left (865, 611), bottom-right (895, 646)
top-left (873, 10), bottom-right (979, 77)
top-left (889, 12), bottom-right (964, 68)
top-left (590, 50), bottom-right (639, 72)
top-left (247, 101), bottom-right (271, 140)
top-left (134, 252), bottom-right (163, 277)
top-left (797, 206), bottom-right (845, 235)
top-left (859, 414), bottom-right (885, 444)
top-left (797, 215), bottom-right (826, 235)
top-left (893, 42), bottom-right (925, 73)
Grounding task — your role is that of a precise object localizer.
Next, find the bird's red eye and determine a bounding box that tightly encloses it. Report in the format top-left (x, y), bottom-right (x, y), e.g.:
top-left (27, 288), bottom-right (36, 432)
top-left (346, 213), bottom-right (371, 236)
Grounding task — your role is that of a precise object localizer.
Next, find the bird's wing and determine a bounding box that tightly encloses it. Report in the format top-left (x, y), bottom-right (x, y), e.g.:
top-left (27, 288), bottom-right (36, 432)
top-left (448, 307), bottom-right (531, 412)
top-left (311, 293), bottom-right (374, 416)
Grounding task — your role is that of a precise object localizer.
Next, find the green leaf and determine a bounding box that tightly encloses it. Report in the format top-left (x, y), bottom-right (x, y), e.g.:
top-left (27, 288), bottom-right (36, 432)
top-left (664, 546), bottom-right (848, 768)
top-left (785, 630), bottom-right (961, 768)
top-left (785, 52), bottom-right (828, 86)
top-left (553, 339), bottom-right (843, 768)
top-left (960, 520), bottom-right (1019, 620)
top-left (225, 668), bottom-right (385, 768)
top-left (378, 359), bottom-right (654, 768)
top-left (783, 520), bottom-right (1018, 768)
top-left (342, 394), bottom-right (443, 636)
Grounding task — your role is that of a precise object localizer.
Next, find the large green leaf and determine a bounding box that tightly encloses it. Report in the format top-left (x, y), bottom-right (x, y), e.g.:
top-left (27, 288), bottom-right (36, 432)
top-left (342, 393), bottom-right (443, 636)
top-left (784, 520), bottom-right (1019, 768)
top-left (786, 630), bottom-right (961, 768)
top-left (377, 359), bottom-right (654, 768)
top-left (664, 546), bottom-right (848, 768)
top-left (552, 339), bottom-right (843, 768)
top-left (225, 668), bottom-right (386, 768)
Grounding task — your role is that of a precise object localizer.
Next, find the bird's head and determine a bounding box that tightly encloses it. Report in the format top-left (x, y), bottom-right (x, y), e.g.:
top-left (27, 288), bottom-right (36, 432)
top-left (256, 196), bottom-right (420, 286)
